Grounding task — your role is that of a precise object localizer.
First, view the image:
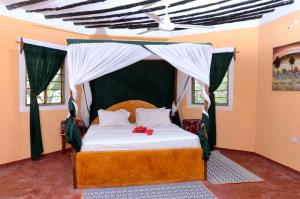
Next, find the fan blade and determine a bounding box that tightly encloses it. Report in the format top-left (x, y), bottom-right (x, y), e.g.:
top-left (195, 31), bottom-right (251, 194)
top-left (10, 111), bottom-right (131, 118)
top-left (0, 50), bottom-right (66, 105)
top-left (174, 23), bottom-right (215, 29)
top-left (145, 12), bottom-right (162, 23)
top-left (137, 27), bottom-right (159, 35)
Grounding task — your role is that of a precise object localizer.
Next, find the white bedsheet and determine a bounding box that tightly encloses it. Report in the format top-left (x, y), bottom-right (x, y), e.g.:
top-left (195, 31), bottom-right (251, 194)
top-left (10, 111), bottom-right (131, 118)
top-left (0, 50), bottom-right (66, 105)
top-left (81, 124), bottom-right (201, 152)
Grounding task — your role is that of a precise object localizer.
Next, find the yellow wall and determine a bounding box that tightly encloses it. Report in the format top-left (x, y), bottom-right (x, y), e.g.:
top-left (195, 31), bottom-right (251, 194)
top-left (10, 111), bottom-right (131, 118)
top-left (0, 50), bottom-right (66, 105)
top-left (0, 16), bottom-right (90, 164)
top-left (256, 11), bottom-right (300, 171)
top-left (1, 10), bottom-right (300, 172)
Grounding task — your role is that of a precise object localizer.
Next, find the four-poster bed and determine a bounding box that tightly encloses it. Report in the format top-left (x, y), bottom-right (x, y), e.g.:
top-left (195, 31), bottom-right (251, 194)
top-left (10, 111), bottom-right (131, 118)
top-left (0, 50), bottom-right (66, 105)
top-left (64, 39), bottom-right (228, 188)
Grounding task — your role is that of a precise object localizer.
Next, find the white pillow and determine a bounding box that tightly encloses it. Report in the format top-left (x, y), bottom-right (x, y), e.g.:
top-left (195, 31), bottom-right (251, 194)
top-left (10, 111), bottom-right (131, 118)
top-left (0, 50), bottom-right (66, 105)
top-left (136, 107), bottom-right (165, 124)
top-left (136, 108), bottom-right (171, 127)
top-left (98, 109), bottom-right (131, 127)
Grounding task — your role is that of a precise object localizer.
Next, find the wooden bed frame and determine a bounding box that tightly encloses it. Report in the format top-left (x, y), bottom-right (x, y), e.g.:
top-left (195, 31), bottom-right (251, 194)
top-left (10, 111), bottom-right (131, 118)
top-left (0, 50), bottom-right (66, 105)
top-left (72, 100), bottom-right (206, 188)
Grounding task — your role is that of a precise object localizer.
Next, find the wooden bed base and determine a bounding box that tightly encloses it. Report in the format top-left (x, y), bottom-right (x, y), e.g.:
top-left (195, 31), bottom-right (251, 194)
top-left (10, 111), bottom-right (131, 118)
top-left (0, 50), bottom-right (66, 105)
top-left (72, 148), bottom-right (205, 189)
top-left (72, 100), bottom-right (206, 188)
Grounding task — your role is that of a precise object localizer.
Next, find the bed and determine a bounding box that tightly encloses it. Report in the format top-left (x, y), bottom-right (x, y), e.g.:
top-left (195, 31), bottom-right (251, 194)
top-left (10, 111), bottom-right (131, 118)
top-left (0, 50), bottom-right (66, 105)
top-left (73, 100), bottom-right (205, 188)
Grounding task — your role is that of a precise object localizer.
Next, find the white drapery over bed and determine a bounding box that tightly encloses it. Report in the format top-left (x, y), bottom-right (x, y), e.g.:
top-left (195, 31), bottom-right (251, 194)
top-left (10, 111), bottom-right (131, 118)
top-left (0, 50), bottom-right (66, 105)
top-left (145, 43), bottom-right (212, 116)
top-left (66, 40), bottom-right (213, 159)
top-left (69, 41), bottom-right (213, 126)
top-left (67, 42), bottom-right (152, 99)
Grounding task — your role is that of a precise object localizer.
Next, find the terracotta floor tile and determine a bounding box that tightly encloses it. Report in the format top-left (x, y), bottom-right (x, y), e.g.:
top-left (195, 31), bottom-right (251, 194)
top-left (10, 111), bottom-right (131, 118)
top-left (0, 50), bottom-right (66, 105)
top-left (0, 149), bottom-right (299, 199)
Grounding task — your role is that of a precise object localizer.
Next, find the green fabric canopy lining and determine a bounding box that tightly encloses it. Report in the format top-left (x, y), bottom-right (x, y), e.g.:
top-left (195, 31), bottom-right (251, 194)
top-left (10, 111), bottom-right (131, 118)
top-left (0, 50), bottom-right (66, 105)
top-left (67, 39), bottom-right (212, 46)
top-left (23, 44), bottom-right (66, 160)
top-left (89, 60), bottom-right (178, 124)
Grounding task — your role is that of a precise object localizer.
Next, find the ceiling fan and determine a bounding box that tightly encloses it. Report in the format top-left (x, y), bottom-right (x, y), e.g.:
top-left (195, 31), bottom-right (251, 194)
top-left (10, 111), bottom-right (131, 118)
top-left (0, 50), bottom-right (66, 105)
top-left (138, 0), bottom-right (214, 35)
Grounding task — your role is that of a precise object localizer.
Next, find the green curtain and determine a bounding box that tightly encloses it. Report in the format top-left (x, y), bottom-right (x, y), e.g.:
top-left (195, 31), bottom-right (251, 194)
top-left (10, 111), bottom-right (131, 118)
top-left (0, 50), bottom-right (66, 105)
top-left (198, 113), bottom-right (211, 160)
top-left (89, 60), bottom-right (176, 124)
top-left (65, 98), bottom-right (82, 151)
top-left (208, 52), bottom-right (234, 149)
top-left (24, 44), bottom-right (66, 160)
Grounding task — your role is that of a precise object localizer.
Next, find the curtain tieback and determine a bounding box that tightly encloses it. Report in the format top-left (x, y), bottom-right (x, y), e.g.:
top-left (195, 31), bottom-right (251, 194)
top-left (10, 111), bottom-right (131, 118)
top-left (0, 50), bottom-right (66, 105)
top-left (30, 92), bottom-right (37, 97)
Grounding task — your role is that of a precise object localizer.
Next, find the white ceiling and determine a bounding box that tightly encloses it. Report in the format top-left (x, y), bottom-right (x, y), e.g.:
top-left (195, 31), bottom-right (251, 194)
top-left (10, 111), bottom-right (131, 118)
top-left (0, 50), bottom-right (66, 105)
top-left (0, 0), bottom-right (299, 37)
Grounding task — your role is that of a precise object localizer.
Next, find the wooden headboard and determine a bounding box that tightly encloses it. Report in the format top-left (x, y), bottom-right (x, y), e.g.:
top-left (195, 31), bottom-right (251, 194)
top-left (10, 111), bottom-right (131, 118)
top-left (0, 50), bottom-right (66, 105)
top-left (91, 100), bottom-right (157, 124)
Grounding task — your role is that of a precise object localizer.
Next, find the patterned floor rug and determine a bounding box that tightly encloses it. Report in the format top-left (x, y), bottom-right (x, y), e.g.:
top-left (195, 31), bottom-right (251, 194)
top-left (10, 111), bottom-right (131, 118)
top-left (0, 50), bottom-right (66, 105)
top-left (83, 181), bottom-right (216, 199)
top-left (207, 150), bottom-right (263, 184)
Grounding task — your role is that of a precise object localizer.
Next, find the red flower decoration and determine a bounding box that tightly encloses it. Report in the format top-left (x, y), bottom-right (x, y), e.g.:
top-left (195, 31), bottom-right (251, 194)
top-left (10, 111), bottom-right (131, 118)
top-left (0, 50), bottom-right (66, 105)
top-left (132, 126), bottom-right (154, 136)
top-left (132, 126), bottom-right (147, 133)
top-left (146, 128), bottom-right (153, 136)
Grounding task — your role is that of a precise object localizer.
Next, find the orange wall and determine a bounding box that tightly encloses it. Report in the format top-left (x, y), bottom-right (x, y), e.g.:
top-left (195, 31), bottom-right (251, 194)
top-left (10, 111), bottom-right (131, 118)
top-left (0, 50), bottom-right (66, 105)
top-left (1, 11), bottom-right (300, 171)
top-left (170, 28), bottom-right (259, 152)
top-left (256, 11), bottom-right (300, 171)
top-left (0, 16), bottom-right (90, 164)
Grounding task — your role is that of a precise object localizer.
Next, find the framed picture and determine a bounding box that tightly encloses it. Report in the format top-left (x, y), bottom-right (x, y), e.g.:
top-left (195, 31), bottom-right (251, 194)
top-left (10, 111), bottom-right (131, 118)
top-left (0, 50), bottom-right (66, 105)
top-left (273, 41), bottom-right (300, 91)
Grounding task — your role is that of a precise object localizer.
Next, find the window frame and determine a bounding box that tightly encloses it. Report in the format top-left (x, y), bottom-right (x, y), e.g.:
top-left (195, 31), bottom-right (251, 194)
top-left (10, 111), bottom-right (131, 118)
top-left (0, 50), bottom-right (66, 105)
top-left (19, 38), bottom-right (68, 112)
top-left (187, 58), bottom-right (234, 111)
top-left (25, 67), bottom-right (65, 106)
top-left (191, 72), bottom-right (229, 106)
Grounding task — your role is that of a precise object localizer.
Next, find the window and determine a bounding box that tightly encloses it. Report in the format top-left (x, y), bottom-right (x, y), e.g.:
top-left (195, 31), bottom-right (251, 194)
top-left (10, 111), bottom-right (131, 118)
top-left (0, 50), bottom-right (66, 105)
top-left (25, 67), bottom-right (64, 106)
top-left (191, 72), bottom-right (229, 106)
top-left (19, 38), bottom-right (68, 112)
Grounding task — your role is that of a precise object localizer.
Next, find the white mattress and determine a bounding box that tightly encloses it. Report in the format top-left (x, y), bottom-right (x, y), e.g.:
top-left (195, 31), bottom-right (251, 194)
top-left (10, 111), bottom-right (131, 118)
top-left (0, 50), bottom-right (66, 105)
top-left (81, 123), bottom-right (201, 152)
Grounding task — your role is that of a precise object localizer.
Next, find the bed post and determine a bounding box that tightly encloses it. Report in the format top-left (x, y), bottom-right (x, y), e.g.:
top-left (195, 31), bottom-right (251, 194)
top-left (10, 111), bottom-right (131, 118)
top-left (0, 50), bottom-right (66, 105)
top-left (71, 148), bottom-right (77, 189)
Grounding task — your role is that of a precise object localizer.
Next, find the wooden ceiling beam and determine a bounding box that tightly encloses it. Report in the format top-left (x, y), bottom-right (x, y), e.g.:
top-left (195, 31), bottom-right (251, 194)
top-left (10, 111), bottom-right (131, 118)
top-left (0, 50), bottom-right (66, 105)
top-left (82, 0), bottom-right (291, 29)
top-left (26, 0), bottom-right (106, 13)
top-left (70, 0), bottom-right (284, 26)
top-left (6, 0), bottom-right (48, 10)
top-left (85, 13), bottom-right (264, 29)
top-left (170, 0), bottom-right (280, 21)
top-left (184, 9), bottom-right (275, 24)
top-left (79, 6), bottom-right (275, 28)
top-left (45, 0), bottom-right (195, 19)
top-left (203, 15), bottom-right (263, 26)
top-left (172, 0), bottom-right (287, 23)
top-left (83, 8), bottom-right (273, 28)
top-left (83, 0), bottom-right (290, 29)
top-left (65, 0), bottom-right (232, 22)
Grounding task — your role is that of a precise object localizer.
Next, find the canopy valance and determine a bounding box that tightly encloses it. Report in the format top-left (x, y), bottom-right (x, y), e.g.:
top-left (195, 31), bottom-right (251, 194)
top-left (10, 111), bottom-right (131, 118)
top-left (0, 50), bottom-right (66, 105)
top-left (67, 39), bottom-right (211, 46)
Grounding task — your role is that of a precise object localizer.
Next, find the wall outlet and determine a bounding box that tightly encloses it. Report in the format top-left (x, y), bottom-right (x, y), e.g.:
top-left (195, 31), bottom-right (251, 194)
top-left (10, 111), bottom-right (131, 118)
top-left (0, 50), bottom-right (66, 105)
top-left (290, 136), bottom-right (299, 144)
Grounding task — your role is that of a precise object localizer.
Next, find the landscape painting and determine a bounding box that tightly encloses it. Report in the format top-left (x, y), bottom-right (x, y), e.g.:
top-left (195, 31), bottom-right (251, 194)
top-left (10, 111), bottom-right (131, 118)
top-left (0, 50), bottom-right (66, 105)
top-left (273, 41), bottom-right (300, 91)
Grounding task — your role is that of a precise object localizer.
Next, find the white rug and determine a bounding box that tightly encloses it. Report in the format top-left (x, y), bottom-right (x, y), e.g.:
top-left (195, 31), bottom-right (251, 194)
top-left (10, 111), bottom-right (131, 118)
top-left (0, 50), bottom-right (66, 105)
top-left (83, 181), bottom-right (216, 199)
top-left (207, 150), bottom-right (263, 184)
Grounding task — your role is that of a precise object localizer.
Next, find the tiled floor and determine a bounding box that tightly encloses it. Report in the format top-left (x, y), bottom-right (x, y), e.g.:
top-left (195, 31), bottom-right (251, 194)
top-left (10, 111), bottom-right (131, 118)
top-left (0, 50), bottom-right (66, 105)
top-left (0, 149), bottom-right (299, 199)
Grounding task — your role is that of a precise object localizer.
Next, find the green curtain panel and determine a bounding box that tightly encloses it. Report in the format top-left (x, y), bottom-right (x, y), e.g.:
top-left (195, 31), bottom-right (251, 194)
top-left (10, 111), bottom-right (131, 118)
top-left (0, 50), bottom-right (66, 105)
top-left (198, 113), bottom-right (211, 160)
top-left (65, 98), bottom-right (82, 151)
top-left (24, 44), bottom-right (66, 160)
top-left (208, 52), bottom-right (234, 149)
top-left (89, 60), bottom-right (177, 124)
top-left (67, 39), bottom-right (211, 46)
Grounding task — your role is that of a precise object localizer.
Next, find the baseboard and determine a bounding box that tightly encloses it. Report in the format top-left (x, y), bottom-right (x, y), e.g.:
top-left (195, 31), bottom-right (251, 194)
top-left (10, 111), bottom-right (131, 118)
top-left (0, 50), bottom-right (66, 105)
top-left (214, 147), bottom-right (256, 155)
